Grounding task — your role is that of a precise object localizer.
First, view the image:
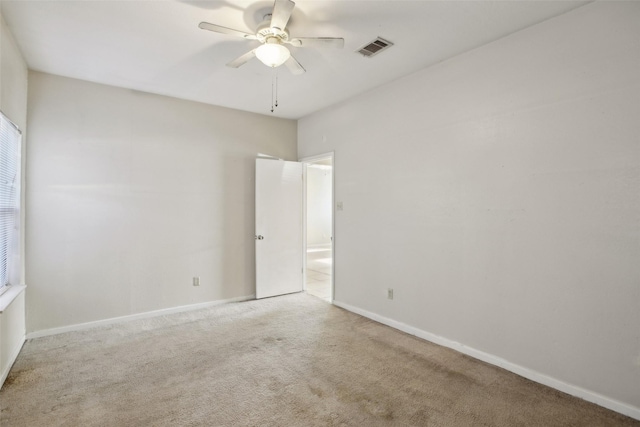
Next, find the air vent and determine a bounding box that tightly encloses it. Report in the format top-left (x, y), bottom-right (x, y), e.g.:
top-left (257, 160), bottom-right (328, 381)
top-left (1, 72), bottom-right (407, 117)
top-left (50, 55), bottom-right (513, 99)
top-left (357, 37), bottom-right (394, 58)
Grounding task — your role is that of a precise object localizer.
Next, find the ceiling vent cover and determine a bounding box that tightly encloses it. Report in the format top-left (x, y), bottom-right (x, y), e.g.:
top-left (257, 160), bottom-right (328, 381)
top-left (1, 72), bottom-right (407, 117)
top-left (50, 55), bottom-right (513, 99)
top-left (357, 37), bottom-right (393, 58)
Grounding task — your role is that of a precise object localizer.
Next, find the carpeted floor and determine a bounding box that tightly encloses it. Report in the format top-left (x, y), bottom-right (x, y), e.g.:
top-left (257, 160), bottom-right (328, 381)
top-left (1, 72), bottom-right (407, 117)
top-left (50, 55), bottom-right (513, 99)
top-left (1, 293), bottom-right (638, 426)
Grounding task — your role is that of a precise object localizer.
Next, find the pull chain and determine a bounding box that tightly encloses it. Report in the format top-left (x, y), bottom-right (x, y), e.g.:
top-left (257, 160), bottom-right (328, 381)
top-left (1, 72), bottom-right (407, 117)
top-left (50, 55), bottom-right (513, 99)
top-left (270, 68), bottom-right (280, 113)
top-left (271, 68), bottom-right (275, 113)
top-left (275, 72), bottom-right (279, 108)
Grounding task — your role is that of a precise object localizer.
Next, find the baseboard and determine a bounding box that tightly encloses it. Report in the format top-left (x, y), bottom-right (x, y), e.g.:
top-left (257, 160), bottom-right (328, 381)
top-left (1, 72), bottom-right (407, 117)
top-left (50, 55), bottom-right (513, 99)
top-left (332, 300), bottom-right (640, 421)
top-left (26, 295), bottom-right (255, 340)
top-left (307, 243), bottom-right (331, 251)
top-left (0, 335), bottom-right (25, 390)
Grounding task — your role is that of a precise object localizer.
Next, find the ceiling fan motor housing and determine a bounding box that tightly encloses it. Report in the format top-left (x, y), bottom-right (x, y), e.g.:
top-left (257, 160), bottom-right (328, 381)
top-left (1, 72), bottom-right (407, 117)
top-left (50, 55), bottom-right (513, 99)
top-left (256, 16), bottom-right (290, 43)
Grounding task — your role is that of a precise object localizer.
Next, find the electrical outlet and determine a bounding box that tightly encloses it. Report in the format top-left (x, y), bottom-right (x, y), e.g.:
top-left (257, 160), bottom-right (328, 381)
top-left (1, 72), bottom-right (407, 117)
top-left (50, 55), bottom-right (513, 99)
top-left (193, 277), bottom-right (200, 286)
top-left (387, 288), bottom-right (394, 300)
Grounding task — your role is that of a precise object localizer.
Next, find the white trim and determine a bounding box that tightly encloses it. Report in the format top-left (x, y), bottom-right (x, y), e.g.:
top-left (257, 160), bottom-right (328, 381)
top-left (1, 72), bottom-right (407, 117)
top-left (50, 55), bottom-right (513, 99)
top-left (299, 152), bottom-right (334, 164)
top-left (0, 285), bottom-right (26, 313)
top-left (306, 243), bottom-right (331, 250)
top-left (0, 335), bottom-right (25, 390)
top-left (302, 163), bottom-right (308, 292)
top-left (332, 300), bottom-right (640, 421)
top-left (26, 295), bottom-right (255, 339)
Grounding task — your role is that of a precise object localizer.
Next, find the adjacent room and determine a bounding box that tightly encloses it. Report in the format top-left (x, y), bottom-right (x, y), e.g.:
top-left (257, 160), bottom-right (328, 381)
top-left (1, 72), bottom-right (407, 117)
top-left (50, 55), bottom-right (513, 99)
top-left (0, 0), bottom-right (638, 425)
top-left (304, 155), bottom-right (333, 302)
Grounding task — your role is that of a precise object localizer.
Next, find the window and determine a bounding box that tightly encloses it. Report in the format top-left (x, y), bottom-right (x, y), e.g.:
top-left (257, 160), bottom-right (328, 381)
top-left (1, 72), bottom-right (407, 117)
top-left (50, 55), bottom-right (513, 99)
top-left (0, 111), bottom-right (21, 295)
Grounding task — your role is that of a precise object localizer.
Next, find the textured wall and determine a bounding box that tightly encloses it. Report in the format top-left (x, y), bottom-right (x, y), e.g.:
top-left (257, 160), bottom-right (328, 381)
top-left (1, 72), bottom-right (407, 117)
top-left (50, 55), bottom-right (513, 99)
top-left (26, 72), bottom-right (297, 333)
top-left (299, 1), bottom-right (640, 414)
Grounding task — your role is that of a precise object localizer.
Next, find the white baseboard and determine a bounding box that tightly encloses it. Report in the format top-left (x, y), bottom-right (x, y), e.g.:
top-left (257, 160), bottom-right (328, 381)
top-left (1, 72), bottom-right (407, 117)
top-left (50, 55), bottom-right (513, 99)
top-left (26, 295), bottom-right (255, 340)
top-left (332, 300), bottom-right (640, 421)
top-left (0, 335), bottom-right (25, 390)
top-left (307, 243), bottom-right (331, 251)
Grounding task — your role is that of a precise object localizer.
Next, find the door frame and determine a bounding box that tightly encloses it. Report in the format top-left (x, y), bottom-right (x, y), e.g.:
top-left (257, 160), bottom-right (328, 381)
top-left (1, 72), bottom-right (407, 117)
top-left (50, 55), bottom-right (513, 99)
top-left (299, 152), bottom-right (335, 303)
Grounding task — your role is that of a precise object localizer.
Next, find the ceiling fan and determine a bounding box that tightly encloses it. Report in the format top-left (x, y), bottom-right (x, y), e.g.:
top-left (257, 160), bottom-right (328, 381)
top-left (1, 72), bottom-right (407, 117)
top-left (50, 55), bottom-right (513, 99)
top-left (199, 0), bottom-right (344, 75)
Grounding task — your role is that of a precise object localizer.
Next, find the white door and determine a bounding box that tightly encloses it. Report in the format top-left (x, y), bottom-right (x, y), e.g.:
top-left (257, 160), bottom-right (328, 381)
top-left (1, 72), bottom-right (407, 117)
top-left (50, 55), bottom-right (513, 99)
top-left (255, 158), bottom-right (303, 299)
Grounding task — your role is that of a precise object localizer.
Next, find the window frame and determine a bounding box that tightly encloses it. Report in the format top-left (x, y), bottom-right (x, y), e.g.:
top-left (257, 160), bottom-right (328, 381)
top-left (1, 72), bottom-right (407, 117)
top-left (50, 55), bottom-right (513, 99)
top-left (0, 110), bottom-right (22, 296)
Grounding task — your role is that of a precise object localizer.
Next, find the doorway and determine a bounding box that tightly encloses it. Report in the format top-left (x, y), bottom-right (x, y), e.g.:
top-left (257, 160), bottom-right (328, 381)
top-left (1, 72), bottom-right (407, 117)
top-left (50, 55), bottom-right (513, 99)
top-left (302, 154), bottom-right (334, 302)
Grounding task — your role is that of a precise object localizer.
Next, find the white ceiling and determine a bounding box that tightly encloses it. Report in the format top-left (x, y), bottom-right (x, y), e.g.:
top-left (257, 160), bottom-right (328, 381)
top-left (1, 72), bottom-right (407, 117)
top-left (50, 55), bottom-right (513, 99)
top-left (1, 0), bottom-right (589, 119)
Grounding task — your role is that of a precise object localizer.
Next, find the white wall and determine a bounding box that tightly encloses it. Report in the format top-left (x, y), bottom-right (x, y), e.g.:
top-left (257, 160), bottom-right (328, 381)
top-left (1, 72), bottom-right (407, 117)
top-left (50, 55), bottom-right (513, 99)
top-left (0, 12), bottom-right (28, 388)
top-left (0, 14), bottom-right (27, 130)
top-left (299, 1), bottom-right (640, 417)
top-left (0, 12), bottom-right (27, 284)
top-left (26, 72), bottom-right (297, 333)
top-left (306, 165), bottom-right (332, 248)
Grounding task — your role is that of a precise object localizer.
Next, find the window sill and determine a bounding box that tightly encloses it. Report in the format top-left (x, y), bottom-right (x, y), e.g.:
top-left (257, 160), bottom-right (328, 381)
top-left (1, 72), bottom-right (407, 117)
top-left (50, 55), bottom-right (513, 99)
top-left (0, 285), bottom-right (26, 314)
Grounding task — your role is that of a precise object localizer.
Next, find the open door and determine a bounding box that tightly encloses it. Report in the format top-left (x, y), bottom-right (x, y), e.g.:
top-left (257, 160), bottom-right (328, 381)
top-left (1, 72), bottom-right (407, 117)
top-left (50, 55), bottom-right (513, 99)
top-left (255, 158), bottom-right (303, 299)
top-left (301, 154), bottom-right (334, 303)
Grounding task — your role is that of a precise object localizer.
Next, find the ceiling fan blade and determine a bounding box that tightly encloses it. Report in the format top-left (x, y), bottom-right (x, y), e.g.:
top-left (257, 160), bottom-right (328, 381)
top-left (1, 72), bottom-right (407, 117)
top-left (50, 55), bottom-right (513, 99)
top-left (270, 0), bottom-right (295, 30)
top-left (227, 49), bottom-right (257, 68)
top-left (288, 37), bottom-right (345, 49)
top-left (199, 22), bottom-right (257, 40)
top-left (285, 55), bottom-right (305, 75)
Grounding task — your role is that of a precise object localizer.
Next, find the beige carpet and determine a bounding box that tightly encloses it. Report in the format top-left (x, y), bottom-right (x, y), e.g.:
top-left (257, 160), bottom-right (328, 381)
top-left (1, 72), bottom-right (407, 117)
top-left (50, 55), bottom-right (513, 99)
top-left (1, 293), bottom-right (637, 426)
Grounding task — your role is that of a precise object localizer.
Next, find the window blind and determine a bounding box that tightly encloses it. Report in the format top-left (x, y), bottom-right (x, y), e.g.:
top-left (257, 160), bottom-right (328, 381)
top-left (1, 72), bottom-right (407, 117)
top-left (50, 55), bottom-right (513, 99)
top-left (0, 111), bottom-right (21, 291)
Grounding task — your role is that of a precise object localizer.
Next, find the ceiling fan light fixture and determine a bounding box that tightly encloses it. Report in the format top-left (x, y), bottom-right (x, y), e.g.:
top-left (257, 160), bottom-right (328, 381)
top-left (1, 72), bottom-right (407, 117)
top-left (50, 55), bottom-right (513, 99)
top-left (256, 40), bottom-right (290, 68)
